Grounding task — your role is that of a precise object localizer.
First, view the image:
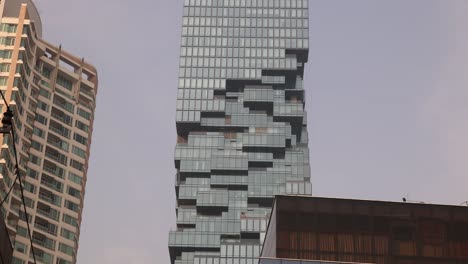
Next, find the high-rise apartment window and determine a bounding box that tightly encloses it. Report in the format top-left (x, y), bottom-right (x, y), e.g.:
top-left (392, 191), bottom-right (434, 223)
top-left (57, 259), bottom-right (72, 264)
top-left (40, 173), bottom-right (64, 193)
top-left (0, 23), bottom-right (17, 33)
top-left (75, 120), bottom-right (89, 134)
top-left (73, 133), bottom-right (88, 145)
top-left (43, 159), bottom-right (66, 179)
top-left (37, 99), bottom-right (49, 112)
top-left (67, 186), bottom-right (81, 199)
top-left (23, 182), bottom-right (36, 194)
top-left (80, 83), bottom-right (94, 98)
top-left (16, 226), bottom-right (27, 238)
top-left (70, 159), bottom-right (84, 171)
top-left (72, 145), bottom-right (86, 158)
top-left (58, 243), bottom-right (74, 257)
top-left (11, 257), bottom-right (24, 264)
top-left (29, 154), bottom-right (42, 166)
top-left (60, 228), bottom-right (76, 241)
top-left (26, 168), bottom-right (39, 179)
top-left (23, 197), bottom-right (34, 208)
top-left (62, 214), bottom-right (78, 227)
top-left (38, 88), bottom-right (51, 99)
top-left (68, 172), bottom-right (82, 185)
top-left (35, 113), bottom-right (48, 125)
top-left (53, 94), bottom-right (75, 113)
top-left (64, 200), bottom-right (80, 213)
top-left (45, 146), bottom-right (68, 165)
top-left (51, 107), bottom-right (73, 126)
top-left (34, 247), bottom-right (53, 264)
top-left (31, 140), bottom-right (43, 152)
top-left (56, 74), bottom-right (73, 90)
top-left (47, 133), bottom-right (69, 151)
top-left (42, 67), bottom-right (51, 78)
top-left (32, 127), bottom-right (45, 138)
top-left (49, 119), bottom-right (71, 138)
top-left (0, 77), bottom-right (7, 86)
top-left (77, 108), bottom-right (91, 120)
top-left (0, 63), bottom-right (10, 72)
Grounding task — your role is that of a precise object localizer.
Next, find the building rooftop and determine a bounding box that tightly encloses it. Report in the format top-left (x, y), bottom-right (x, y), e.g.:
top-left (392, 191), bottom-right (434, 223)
top-left (261, 195), bottom-right (468, 264)
top-left (2, 0), bottom-right (42, 37)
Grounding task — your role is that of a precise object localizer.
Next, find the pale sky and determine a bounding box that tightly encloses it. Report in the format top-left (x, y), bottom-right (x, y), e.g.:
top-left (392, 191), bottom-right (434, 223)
top-left (31, 0), bottom-right (468, 263)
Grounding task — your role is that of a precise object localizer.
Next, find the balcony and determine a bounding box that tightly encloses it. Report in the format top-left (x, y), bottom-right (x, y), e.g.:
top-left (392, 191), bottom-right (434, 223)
top-left (40, 173), bottom-right (63, 193)
top-left (210, 156), bottom-right (249, 175)
top-left (36, 203), bottom-right (60, 222)
top-left (49, 120), bottom-right (70, 138)
top-left (273, 102), bottom-right (304, 118)
top-left (33, 246), bottom-right (54, 264)
top-left (78, 94), bottom-right (94, 110)
top-left (44, 146), bottom-right (68, 166)
top-left (196, 191), bottom-right (229, 214)
top-left (244, 88), bottom-right (275, 102)
top-left (34, 217), bottom-right (58, 236)
top-left (53, 94), bottom-right (75, 114)
top-left (38, 188), bottom-right (62, 207)
top-left (51, 107), bottom-right (72, 126)
top-left (32, 232), bottom-right (56, 250)
top-left (242, 134), bottom-right (286, 149)
top-left (168, 231), bottom-right (221, 264)
top-left (47, 133), bottom-right (69, 152)
top-left (43, 160), bottom-right (65, 179)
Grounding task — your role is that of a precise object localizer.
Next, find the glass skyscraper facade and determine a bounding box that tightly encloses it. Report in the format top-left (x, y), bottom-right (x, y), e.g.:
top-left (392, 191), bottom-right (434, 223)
top-left (169, 0), bottom-right (310, 263)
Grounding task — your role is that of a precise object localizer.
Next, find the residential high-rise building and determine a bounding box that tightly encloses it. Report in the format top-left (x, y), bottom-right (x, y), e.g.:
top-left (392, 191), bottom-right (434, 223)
top-left (0, 1), bottom-right (98, 263)
top-left (169, 0), bottom-right (310, 263)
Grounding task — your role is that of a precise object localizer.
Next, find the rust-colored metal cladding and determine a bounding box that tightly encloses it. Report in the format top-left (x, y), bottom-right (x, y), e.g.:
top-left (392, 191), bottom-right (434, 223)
top-left (261, 195), bottom-right (468, 264)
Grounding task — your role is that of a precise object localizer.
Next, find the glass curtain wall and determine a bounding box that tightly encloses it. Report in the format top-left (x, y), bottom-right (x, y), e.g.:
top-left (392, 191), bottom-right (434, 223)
top-left (169, 0), bottom-right (311, 263)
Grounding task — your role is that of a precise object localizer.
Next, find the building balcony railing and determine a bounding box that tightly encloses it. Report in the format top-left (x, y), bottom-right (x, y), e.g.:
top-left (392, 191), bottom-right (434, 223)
top-left (51, 111), bottom-right (72, 126)
top-left (49, 125), bottom-right (70, 139)
top-left (32, 236), bottom-right (55, 251)
top-left (168, 231), bottom-right (220, 248)
top-left (34, 222), bottom-right (57, 236)
top-left (44, 150), bottom-right (67, 166)
top-left (36, 207), bottom-right (60, 222)
top-left (38, 193), bottom-right (61, 207)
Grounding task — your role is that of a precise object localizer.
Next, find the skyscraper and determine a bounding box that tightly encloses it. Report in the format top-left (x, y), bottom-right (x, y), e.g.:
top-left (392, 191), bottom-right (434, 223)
top-left (0, 1), bottom-right (98, 263)
top-left (169, 0), bottom-right (310, 263)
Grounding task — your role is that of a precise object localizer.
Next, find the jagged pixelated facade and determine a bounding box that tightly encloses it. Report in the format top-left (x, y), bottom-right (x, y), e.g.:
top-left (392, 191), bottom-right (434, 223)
top-left (169, 1), bottom-right (310, 263)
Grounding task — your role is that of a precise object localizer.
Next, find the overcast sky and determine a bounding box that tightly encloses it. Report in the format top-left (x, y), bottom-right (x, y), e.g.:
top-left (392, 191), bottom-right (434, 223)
top-left (31, 0), bottom-right (468, 263)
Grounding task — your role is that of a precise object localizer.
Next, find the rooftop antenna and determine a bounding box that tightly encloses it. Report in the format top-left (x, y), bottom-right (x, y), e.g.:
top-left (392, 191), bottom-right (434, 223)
top-left (402, 195), bottom-right (425, 204)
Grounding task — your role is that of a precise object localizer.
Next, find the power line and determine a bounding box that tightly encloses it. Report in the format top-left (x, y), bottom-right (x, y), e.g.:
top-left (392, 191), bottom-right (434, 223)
top-left (10, 125), bottom-right (37, 264)
top-left (0, 90), bottom-right (37, 264)
top-left (0, 172), bottom-right (20, 207)
top-left (0, 100), bottom-right (18, 211)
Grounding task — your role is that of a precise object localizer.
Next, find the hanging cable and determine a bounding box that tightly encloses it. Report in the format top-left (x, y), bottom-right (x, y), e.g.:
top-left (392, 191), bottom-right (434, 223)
top-left (0, 95), bottom-right (18, 207)
top-left (0, 173), bottom-right (20, 208)
top-left (10, 124), bottom-right (37, 264)
top-left (0, 89), bottom-right (37, 263)
top-left (0, 88), bottom-right (8, 106)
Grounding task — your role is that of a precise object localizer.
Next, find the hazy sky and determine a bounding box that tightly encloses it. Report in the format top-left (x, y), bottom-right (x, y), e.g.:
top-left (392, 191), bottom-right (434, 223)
top-left (31, 0), bottom-right (468, 263)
